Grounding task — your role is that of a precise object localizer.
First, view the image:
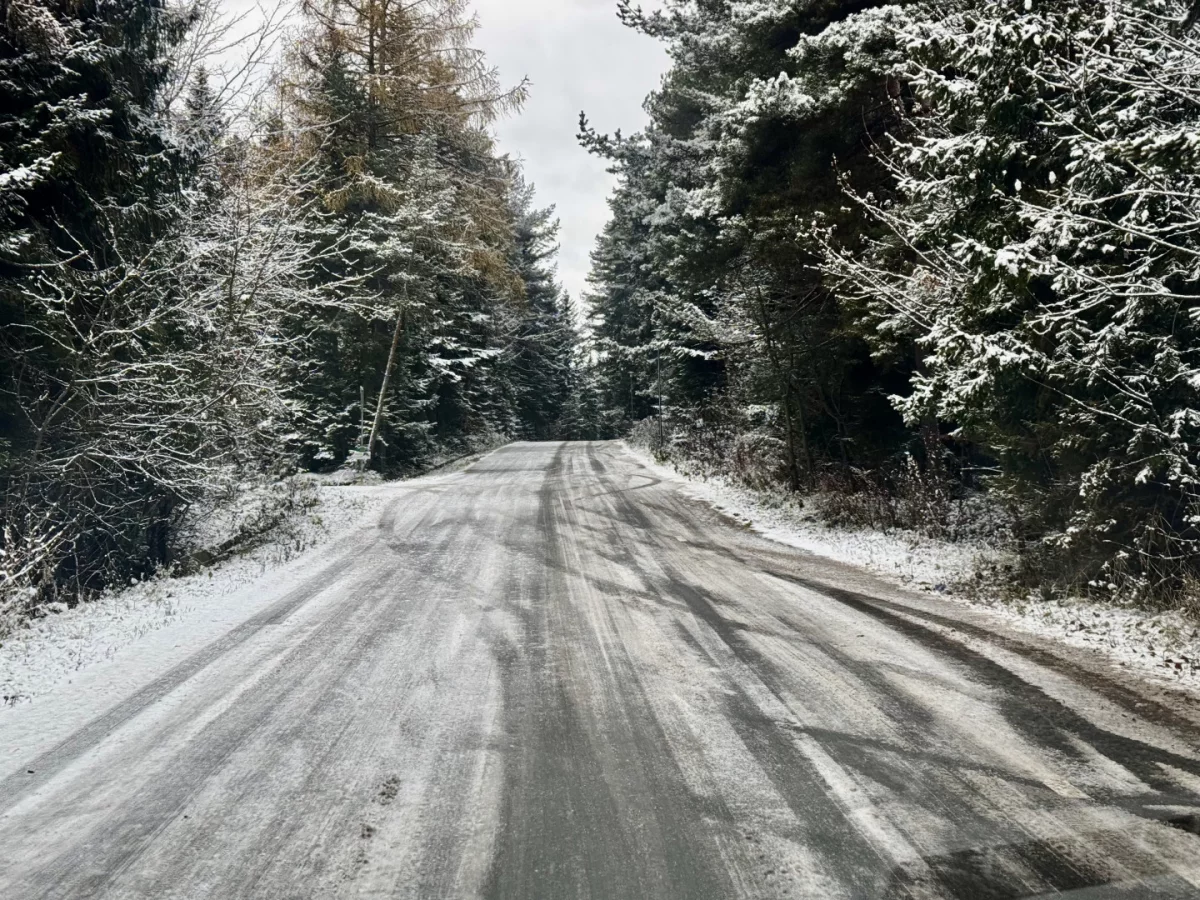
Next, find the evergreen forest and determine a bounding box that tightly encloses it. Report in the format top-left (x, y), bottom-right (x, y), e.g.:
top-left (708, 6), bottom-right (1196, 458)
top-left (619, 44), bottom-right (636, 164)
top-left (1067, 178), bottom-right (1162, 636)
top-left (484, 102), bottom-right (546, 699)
top-left (582, 0), bottom-right (1200, 606)
top-left (3, 0), bottom-right (1200, 618)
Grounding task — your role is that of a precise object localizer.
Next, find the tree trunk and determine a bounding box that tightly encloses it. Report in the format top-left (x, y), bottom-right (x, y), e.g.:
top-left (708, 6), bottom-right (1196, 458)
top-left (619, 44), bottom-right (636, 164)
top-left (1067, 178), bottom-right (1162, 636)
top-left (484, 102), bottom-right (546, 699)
top-left (368, 306), bottom-right (405, 465)
top-left (753, 283), bottom-right (808, 490)
top-left (780, 388), bottom-right (801, 492)
top-left (656, 345), bottom-right (664, 450)
top-left (1183, 0), bottom-right (1200, 34)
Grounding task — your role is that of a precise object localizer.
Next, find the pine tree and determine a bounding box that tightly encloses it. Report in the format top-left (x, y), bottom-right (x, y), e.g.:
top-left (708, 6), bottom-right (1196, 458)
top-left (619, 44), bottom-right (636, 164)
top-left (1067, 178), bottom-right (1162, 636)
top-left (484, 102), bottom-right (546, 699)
top-left (506, 178), bottom-right (575, 440)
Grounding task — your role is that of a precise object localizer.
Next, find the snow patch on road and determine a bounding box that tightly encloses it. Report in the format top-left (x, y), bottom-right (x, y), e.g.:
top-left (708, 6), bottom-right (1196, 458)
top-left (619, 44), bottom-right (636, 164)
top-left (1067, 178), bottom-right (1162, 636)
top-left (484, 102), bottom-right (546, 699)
top-left (622, 442), bottom-right (1200, 693)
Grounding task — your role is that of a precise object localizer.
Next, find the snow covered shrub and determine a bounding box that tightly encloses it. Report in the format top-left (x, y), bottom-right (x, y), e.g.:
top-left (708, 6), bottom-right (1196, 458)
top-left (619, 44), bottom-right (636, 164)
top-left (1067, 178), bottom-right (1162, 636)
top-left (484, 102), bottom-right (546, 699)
top-left (179, 474), bottom-right (322, 570)
top-left (728, 430), bottom-right (790, 492)
top-left (824, 0), bottom-right (1200, 601)
top-left (816, 467), bottom-right (901, 532)
top-left (814, 448), bottom-right (960, 538)
top-left (629, 398), bottom-right (791, 490)
top-left (0, 514), bottom-right (64, 633)
top-left (894, 453), bottom-right (954, 538)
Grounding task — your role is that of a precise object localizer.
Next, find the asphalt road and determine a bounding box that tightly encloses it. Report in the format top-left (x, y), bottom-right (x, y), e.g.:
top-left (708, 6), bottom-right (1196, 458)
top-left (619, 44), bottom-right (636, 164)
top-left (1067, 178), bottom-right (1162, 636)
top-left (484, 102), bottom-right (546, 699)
top-left (3, 441), bottom-right (1200, 899)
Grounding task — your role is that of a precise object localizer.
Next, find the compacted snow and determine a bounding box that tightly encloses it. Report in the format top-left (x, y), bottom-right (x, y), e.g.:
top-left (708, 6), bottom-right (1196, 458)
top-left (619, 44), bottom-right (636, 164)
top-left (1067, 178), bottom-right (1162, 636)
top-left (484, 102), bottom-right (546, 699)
top-left (6, 440), bottom-right (1198, 736)
top-left (0, 446), bottom-right (503, 715)
top-left (623, 443), bottom-right (1200, 694)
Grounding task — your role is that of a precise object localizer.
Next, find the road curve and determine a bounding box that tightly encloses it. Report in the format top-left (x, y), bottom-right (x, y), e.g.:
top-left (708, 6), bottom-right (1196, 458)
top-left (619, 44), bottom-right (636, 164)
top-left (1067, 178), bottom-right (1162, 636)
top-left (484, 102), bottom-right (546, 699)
top-left (2, 441), bottom-right (1200, 899)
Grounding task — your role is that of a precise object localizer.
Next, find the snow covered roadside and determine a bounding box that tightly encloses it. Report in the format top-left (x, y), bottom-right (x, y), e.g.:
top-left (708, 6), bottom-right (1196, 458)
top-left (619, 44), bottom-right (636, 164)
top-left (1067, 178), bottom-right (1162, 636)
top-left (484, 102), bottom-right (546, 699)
top-left (0, 482), bottom-right (392, 711)
top-left (0, 442), bottom-right (505, 717)
top-left (621, 442), bottom-right (1200, 694)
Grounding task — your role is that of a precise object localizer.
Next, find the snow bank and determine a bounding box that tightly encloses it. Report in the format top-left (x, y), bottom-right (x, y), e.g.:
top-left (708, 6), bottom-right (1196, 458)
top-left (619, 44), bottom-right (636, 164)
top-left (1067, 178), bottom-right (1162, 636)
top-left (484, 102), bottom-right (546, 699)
top-left (622, 442), bottom-right (1200, 693)
top-left (0, 441), bottom-right (505, 716)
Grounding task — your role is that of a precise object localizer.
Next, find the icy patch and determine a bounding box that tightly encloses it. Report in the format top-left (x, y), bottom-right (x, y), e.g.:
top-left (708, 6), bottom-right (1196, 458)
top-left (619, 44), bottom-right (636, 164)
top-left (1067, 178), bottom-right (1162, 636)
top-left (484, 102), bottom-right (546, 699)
top-left (622, 442), bottom-right (1200, 693)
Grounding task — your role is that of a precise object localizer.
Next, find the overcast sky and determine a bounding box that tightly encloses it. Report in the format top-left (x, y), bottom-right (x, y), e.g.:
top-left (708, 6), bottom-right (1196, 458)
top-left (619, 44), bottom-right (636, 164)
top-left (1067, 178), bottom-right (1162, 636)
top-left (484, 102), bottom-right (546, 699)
top-left (471, 1), bottom-right (669, 304)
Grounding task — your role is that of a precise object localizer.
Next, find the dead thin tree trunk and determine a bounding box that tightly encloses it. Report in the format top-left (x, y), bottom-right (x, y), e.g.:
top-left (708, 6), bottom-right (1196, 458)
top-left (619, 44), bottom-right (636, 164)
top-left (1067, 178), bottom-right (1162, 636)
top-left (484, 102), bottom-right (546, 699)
top-left (1182, 0), bottom-right (1200, 34)
top-left (368, 304), bottom-right (406, 465)
top-left (656, 338), bottom-right (665, 450)
top-left (752, 282), bottom-right (808, 491)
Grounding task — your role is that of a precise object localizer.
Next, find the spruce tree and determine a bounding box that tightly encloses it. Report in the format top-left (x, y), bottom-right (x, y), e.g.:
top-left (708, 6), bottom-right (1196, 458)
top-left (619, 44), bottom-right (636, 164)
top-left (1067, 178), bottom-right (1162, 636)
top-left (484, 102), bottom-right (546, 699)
top-left (507, 179), bottom-right (576, 440)
top-left (0, 0), bottom-right (196, 609)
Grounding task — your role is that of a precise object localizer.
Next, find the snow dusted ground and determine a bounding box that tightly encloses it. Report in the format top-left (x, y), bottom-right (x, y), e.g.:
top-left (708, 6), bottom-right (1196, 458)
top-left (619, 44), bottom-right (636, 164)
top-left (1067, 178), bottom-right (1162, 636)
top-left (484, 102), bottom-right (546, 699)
top-left (0, 444), bottom-right (503, 716)
top-left (6, 438), bottom-right (1197, 733)
top-left (622, 442), bottom-right (1200, 694)
top-left (0, 480), bottom-right (394, 710)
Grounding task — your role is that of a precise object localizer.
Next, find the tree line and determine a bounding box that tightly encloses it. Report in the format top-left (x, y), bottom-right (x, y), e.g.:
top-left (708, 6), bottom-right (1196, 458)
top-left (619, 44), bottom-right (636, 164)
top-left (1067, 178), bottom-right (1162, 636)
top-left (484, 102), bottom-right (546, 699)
top-left (0, 0), bottom-right (591, 622)
top-left (581, 0), bottom-right (1200, 603)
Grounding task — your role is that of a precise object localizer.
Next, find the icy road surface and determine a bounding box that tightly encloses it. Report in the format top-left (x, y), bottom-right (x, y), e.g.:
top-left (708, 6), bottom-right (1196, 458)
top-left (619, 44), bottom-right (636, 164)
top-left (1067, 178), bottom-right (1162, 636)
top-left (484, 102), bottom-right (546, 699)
top-left (3, 442), bottom-right (1200, 899)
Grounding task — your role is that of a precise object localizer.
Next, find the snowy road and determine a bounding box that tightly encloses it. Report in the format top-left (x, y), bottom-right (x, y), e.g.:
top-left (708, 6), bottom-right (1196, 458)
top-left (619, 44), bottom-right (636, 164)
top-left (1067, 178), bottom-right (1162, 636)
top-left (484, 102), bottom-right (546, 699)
top-left (3, 441), bottom-right (1200, 898)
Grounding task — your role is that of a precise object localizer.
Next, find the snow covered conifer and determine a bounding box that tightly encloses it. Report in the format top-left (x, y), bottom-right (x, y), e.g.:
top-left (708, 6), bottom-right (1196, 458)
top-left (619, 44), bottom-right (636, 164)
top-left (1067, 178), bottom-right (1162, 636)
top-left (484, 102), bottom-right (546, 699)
top-left (825, 0), bottom-right (1200, 598)
top-left (0, 0), bottom-right (197, 614)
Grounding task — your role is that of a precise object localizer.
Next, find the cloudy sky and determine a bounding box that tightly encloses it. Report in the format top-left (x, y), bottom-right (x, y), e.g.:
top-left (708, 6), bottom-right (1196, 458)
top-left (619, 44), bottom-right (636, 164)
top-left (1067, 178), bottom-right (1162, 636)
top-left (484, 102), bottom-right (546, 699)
top-left (470, 1), bottom-right (669, 303)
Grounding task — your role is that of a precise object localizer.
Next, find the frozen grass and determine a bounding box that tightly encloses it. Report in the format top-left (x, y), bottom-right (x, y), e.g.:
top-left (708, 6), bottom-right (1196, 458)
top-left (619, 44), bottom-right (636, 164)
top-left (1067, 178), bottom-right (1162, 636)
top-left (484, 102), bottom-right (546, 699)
top-left (623, 442), bottom-right (1200, 693)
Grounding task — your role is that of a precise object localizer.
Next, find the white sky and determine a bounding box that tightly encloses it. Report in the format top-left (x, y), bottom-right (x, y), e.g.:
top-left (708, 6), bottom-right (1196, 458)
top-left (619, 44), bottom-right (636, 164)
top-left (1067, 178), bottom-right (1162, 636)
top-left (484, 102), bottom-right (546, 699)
top-left (471, 0), bottom-right (669, 303)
